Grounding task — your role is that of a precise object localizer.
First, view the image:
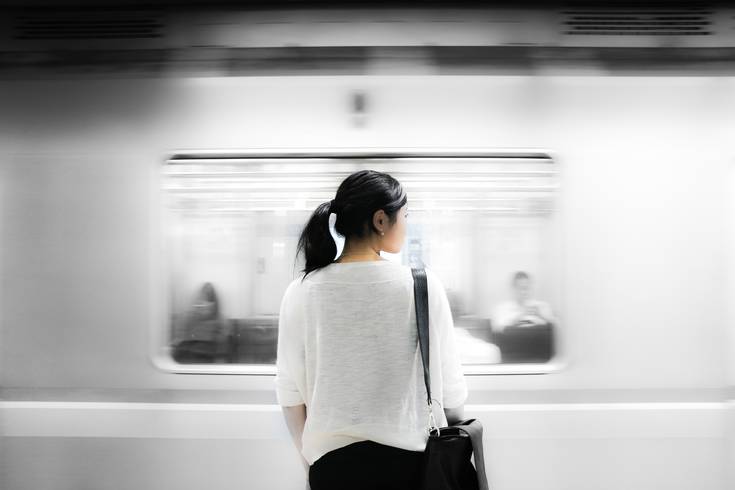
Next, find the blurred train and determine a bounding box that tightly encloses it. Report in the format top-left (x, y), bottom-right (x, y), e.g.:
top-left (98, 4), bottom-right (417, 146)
top-left (1, 2), bottom-right (734, 490)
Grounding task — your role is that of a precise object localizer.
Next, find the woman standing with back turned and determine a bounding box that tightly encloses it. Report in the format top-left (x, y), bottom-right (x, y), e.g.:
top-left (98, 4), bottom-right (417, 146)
top-left (275, 169), bottom-right (468, 490)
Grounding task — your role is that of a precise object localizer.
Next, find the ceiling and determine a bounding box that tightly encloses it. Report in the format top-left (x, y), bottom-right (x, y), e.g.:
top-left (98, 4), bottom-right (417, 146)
top-left (0, 0), bottom-right (726, 9)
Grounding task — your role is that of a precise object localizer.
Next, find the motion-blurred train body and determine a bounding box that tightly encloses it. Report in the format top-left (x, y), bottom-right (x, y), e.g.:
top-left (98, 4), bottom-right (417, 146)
top-left (1, 3), bottom-right (734, 490)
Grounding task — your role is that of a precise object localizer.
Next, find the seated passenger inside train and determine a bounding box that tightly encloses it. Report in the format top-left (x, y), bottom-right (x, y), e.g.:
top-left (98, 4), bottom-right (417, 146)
top-left (490, 271), bottom-right (557, 363)
top-left (491, 271), bottom-right (557, 332)
top-left (172, 282), bottom-right (229, 364)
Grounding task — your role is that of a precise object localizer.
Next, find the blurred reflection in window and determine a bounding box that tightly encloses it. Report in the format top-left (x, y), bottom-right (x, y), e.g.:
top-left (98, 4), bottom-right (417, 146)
top-left (162, 152), bottom-right (561, 368)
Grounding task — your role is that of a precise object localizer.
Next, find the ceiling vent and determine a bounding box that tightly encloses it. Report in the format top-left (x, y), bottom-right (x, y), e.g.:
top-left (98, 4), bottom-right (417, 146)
top-left (13, 8), bottom-right (164, 40)
top-left (562, 7), bottom-right (714, 36)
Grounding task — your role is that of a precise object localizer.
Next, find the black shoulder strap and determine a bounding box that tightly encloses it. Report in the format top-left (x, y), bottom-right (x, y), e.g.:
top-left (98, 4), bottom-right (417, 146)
top-left (413, 268), bottom-right (491, 490)
top-left (411, 268), bottom-right (432, 407)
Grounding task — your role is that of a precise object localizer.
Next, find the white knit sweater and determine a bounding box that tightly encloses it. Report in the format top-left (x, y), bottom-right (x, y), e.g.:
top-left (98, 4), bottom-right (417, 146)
top-left (274, 260), bottom-right (468, 465)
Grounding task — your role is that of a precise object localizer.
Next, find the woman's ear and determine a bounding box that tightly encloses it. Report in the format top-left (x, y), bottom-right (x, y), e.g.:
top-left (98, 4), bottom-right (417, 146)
top-left (373, 209), bottom-right (385, 230)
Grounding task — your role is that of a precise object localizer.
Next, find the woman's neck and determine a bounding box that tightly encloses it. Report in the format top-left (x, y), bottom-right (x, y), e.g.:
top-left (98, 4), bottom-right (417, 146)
top-left (335, 242), bottom-right (385, 262)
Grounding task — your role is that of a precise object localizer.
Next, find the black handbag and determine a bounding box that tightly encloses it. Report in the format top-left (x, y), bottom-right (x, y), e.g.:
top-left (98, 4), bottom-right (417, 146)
top-left (411, 267), bottom-right (490, 490)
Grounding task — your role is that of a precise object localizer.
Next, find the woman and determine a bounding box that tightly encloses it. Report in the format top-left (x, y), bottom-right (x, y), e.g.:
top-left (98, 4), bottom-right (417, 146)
top-left (172, 282), bottom-right (227, 363)
top-left (275, 170), bottom-right (468, 490)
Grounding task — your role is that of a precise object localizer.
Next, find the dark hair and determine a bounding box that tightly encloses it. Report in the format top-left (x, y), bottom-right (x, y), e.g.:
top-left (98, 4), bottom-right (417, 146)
top-left (512, 271), bottom-right (530, 285)
top-left (295, 169), bottom-right (407, 282)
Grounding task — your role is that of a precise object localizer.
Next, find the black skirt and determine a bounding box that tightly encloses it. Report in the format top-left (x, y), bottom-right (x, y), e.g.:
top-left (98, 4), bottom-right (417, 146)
top-left (308, 440), bottom-right (424, 490)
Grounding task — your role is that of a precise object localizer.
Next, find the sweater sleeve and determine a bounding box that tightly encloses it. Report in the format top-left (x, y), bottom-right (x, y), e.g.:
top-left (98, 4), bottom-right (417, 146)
top-left (425, 267), bottom-right (468, 410)
top-left (274, 279), bottom-right (306, 407)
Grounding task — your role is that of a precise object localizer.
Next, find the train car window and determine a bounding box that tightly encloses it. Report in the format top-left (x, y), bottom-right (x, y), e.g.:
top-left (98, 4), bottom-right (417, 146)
top-left (158, 151), bottom-right (562, 374)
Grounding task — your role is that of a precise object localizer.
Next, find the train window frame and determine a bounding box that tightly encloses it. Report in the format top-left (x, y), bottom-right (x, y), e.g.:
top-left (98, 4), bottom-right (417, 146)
top-left (149, 148), bottom-right (568, 376)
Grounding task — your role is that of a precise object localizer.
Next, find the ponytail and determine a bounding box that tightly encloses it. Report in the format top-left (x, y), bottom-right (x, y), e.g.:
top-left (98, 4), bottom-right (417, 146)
top-left (295, 200), bottom-right (337, 283)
